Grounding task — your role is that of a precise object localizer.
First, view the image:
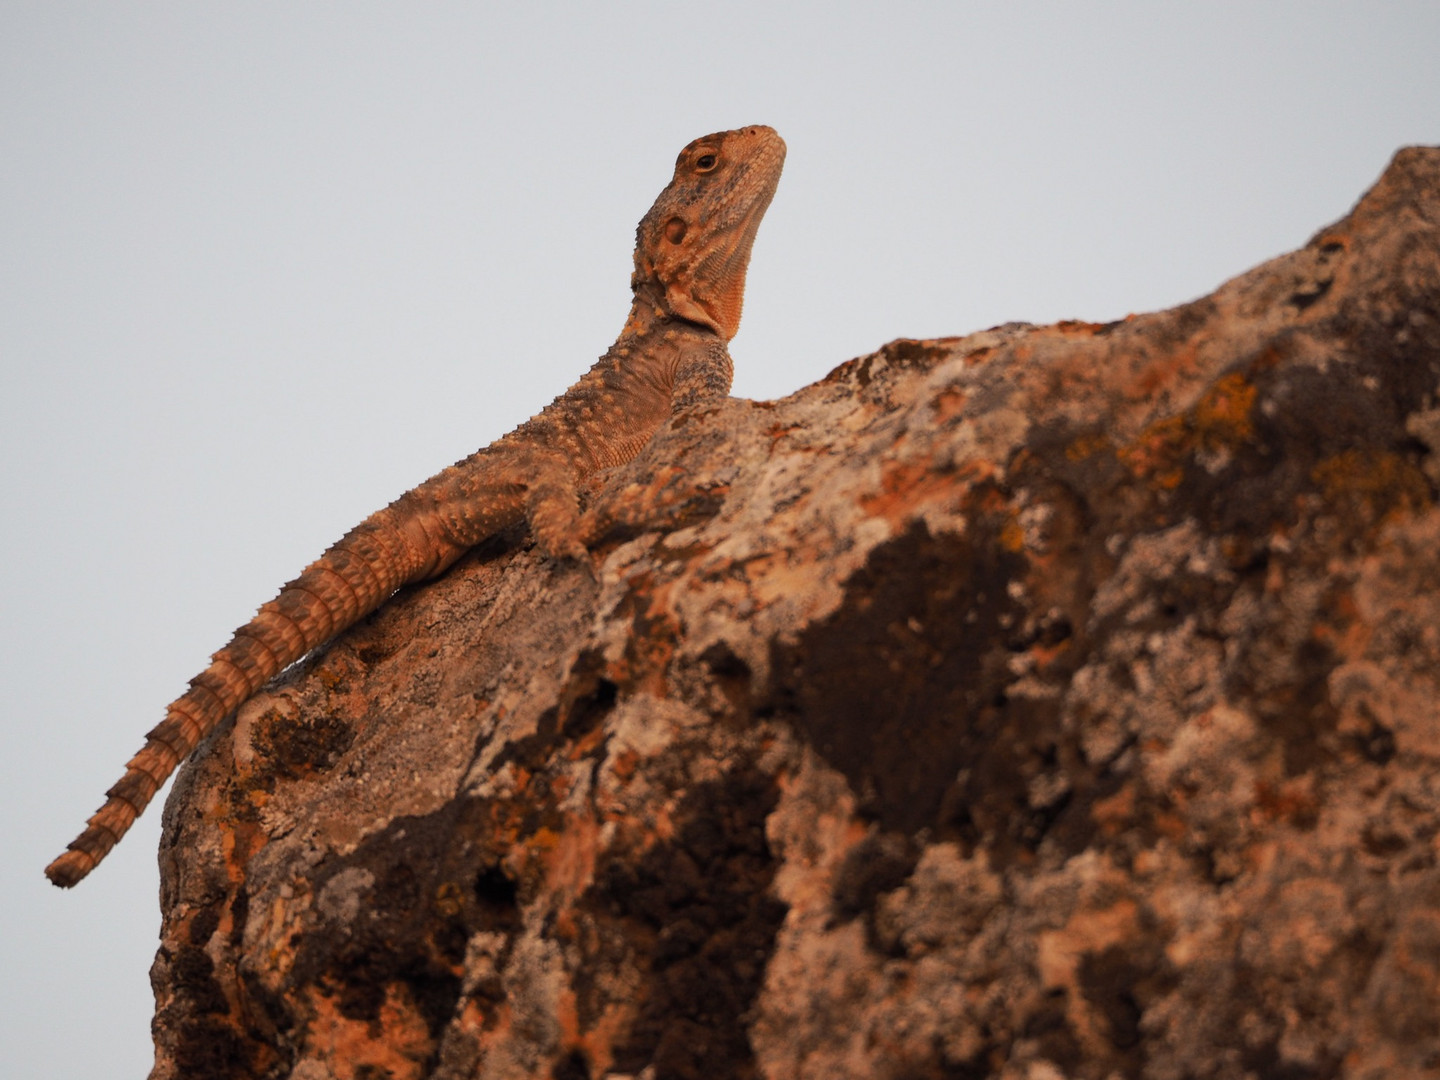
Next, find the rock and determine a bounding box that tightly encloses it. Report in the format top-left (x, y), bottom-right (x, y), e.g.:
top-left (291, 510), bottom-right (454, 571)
top-left (151, 147), bottom-right (1440, 1080)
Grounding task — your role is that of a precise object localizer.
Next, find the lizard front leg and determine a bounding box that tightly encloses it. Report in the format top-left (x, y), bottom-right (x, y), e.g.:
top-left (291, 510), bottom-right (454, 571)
top-left (574, 337), bottom-right (736, 549)
top-left (524, 464), bottom-right (589, 562)
top-left (669, 337), bottom-right (735, 413)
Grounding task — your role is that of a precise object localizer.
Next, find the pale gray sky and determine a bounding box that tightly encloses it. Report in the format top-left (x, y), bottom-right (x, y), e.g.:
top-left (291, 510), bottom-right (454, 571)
top-left (3, 3), bottom-right (1437, 1075)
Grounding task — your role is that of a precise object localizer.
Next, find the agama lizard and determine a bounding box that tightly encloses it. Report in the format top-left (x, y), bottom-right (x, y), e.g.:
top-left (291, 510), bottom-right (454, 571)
top-left (47, 125), bottom-right (786, 888)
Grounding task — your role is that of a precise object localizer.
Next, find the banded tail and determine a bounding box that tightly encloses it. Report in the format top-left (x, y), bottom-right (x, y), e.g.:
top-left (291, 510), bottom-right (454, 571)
top-left (46, 510), bottom-right (430, 887)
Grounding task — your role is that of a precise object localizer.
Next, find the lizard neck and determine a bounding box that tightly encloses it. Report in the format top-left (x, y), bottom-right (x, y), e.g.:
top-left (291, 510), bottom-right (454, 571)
top-left (618, 279), bottom-right (717, 343)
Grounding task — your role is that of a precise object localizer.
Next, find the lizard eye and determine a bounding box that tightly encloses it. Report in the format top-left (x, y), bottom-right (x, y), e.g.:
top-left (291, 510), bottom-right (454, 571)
top-left (664, 217), bottom-right (688, 244)
top-left (694, 152), bottom-right (719, 173)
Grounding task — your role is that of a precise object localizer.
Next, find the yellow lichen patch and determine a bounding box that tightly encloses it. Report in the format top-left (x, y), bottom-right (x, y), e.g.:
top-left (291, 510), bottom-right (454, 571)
top-left (1312, 448), bottom-right (1433, 524)
top-left (1191, 372), bottom-right (1257, 450)
top-left (999, 515), bottom-right (1026, 554)
top-left (1119, 372), bottom-right (1258, 488)
top-left (316, 665), bottom-right (347, 693)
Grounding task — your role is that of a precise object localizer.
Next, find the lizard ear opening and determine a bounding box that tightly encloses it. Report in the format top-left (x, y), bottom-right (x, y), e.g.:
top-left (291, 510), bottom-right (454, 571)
top-left (664, 218), bottom-right (688, 244)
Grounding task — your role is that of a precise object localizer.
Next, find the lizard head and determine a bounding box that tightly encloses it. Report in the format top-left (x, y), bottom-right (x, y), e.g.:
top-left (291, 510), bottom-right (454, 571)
top-left (632, 125), bottom-right (786, 341)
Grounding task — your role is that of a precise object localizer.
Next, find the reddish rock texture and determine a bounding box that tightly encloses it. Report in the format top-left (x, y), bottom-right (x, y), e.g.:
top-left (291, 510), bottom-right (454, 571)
top-left (153, 148), bottom-right (1440, 1080)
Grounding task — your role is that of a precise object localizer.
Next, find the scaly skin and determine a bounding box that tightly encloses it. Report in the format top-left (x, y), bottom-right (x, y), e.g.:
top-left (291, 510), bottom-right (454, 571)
top-left (47, 125), bottom-right (785, 888)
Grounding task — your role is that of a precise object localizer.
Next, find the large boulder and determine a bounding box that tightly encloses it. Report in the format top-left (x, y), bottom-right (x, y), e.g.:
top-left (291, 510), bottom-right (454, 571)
top-left (152, 148), bottom-right (1440, 1080)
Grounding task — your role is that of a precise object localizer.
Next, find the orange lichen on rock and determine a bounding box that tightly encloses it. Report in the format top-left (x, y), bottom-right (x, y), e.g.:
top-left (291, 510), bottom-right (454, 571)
top-left (1313, 447), bottom-right (1433, 524)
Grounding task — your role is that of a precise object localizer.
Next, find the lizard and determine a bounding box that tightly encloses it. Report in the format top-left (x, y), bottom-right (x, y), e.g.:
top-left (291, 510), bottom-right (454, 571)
top-left (47, 124), bottom-right (786, 888)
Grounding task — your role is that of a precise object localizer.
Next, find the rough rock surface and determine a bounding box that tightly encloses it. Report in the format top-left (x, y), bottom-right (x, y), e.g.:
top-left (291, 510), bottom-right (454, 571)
top-left (152, 148), bottom-right (1440, 1080)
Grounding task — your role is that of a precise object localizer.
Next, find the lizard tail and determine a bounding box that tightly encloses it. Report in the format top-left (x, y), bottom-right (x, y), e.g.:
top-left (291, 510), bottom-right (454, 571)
top-left (46, 514), bottom-right (424, 887)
